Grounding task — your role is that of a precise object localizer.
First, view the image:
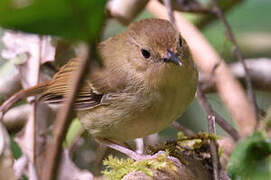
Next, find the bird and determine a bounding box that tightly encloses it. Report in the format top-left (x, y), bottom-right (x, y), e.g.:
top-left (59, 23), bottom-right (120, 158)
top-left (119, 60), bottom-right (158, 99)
top-left (0, 18), bottom-right (198, 159)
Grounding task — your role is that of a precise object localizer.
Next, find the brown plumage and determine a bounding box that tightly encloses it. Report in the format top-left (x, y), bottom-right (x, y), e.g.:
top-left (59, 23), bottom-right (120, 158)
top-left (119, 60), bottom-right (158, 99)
top-left (0, 18), bottom-right (198, 143)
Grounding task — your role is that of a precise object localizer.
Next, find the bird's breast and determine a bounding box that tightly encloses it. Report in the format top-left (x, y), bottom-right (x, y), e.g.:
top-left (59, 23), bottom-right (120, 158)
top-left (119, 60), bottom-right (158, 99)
top-left (78, 65), bottom-right (197, 142)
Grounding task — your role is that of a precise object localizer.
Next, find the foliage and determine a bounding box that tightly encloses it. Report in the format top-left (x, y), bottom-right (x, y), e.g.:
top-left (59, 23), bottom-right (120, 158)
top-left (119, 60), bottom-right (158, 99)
top-left (64, 118), bottom-right (83, 148)
top-left (102, 151), bottom-right (177, 180)
top-left (227, 132), bottom-right (271, 180)
top-left (0, 0), bottom-right (106, 41)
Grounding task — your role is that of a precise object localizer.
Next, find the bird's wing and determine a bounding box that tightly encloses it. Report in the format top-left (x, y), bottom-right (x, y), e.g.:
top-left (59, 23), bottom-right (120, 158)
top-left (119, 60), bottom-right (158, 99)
top-left (40, 58), bottom-right (127, 110)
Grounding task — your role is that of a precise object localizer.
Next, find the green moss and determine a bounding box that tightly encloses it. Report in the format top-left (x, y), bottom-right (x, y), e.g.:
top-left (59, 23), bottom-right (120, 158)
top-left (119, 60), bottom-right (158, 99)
top-left (103, 132), bottom-right (220, 179)
top-left (177, 132), bottom-right (220, 150)
top-left (102, 151), bottom-right (177, 180)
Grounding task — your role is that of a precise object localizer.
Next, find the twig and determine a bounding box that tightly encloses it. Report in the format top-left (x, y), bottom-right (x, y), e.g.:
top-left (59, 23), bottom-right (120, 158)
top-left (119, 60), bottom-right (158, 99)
top-left (230, 58), bottom-right (271, 93)
top-left (197, 86), bottom-right (220, 180)
top-left (200, 58), bottom-right (271, 93)
top-left (42, 44), bottom-right (91, 180)
top-left (211, 0), bottom-right (259, 124)
top-left (208, 115), bottom-right (219, 180)
top-left (171, 0), bottom-right (212, 14)
top-left (162, 0), bottom-right (176, 27)
top-left (196, 0), bottom-right (244, 29)
top-left (173, 107), bottom-right (240, 140)
top-left (212, 111), bottom-right (240, 141)
top-left (32, 35), bottom-right (42, 169)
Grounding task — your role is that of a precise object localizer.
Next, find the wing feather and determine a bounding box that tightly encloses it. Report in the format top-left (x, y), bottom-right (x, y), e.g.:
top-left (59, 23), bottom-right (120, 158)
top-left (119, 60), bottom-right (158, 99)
top-left (40, 37), bottom-right (130, 110)
top-left (40, 58), bottom-right (106, 110)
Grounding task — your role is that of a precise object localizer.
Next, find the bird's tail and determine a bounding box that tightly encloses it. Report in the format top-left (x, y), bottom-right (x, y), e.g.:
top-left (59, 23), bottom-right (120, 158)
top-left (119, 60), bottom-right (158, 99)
top-left (0, 82), bottom-right (49, 118)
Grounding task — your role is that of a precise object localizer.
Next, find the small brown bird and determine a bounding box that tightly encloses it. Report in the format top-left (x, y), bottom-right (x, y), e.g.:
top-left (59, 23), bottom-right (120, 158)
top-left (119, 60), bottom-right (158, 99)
top-left (0, 19), bottom-right (198, 157)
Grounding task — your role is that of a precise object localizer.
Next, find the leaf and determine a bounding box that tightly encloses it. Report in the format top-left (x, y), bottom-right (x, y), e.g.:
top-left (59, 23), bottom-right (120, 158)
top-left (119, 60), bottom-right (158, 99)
top-left (0, 0), bottom-right (106, 41)
top-left (227, 132), bottom-right (271, 180)
top-left (64, 118), bottom-right (83, 148)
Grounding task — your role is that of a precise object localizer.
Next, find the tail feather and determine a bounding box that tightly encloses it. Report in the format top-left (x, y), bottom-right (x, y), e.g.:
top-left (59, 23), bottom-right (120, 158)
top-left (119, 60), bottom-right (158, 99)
top-left (0, 82), bottom-right (49, 118)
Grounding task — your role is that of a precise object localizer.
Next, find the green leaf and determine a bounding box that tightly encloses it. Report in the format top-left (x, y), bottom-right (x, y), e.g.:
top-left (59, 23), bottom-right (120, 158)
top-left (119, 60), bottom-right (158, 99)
top-left (227, 132), bottom-right (271, 180)
top-left (64, 118), bottom-right (83, 148)
top-left (0, 0), bottom-right (106, 41)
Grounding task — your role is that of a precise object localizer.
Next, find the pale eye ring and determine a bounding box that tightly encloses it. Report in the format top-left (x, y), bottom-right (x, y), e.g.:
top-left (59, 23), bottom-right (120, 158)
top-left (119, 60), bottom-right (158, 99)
top-left (141, 49), bottom-right (151, 59)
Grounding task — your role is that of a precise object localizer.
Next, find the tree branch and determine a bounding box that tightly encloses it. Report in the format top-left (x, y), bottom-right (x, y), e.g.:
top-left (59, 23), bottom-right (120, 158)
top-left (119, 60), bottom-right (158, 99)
top-left (170, 0), bottom-right (212, 14)
top-left (211, 0), bottom-right (259, 124)
top-left (106, 0), bottom-right (148, 25)
top-left (197, 87), bottom-right (220, 180)
top-left (200, 58), bottom-right (271, 93)
top-left (42, 44), bottom-right (91, 180)
top-left (196, 0), bottom-right (244, 28)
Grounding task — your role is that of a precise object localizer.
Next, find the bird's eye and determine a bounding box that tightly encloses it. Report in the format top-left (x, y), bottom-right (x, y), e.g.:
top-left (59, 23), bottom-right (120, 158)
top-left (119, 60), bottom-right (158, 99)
top-left (141, 49), bottom-right (151, 59)
top-left (179, 38), bottom-right (183, 47)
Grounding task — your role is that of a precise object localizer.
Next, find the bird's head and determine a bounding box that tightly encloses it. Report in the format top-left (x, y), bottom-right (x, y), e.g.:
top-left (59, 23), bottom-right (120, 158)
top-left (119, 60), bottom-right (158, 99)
top-left (120, 19), bottom-right (196, 88)
top-left (125, 19), bottom-right (191, 70)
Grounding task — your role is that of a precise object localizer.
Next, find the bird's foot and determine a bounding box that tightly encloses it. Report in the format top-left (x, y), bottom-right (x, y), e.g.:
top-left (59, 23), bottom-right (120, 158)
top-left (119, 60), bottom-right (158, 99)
top-left (97, 138), bottom-right (152, 161)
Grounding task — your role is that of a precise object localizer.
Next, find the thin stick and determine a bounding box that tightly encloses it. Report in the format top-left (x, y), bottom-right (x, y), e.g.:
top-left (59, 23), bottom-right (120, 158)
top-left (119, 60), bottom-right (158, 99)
top-left (211, 0), bottom-right (258, 123)
top-left (162, 0), bottom-right (176, 27)
top-left (173, 0), bottom-right (212, 14)
top-left (42, 44), bottom-right (91, 180)
top-left (207, 115), bottom-right (219, 180)
top-left (199, 58), bottom-right (271, 93)
top-left (197, 87), bottom-right (220, 180)
top-left (212, 111), bottom-right (240, 141)
top-left (33, 35), bottom-right (42, 169)
top-left (196, 0), bottom-right (244, 28)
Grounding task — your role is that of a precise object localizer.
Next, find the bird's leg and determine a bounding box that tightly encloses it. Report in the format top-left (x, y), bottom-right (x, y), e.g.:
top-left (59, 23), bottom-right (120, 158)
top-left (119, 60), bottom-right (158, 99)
top-left (135, 138), bottom-right (144, 154)
top-left (97, 138), bottom-right (152, 161)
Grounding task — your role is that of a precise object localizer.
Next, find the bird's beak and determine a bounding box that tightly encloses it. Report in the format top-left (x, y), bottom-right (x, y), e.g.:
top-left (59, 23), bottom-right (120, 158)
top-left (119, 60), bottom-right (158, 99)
top-left (163, 50), bottom-right (183, 66)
